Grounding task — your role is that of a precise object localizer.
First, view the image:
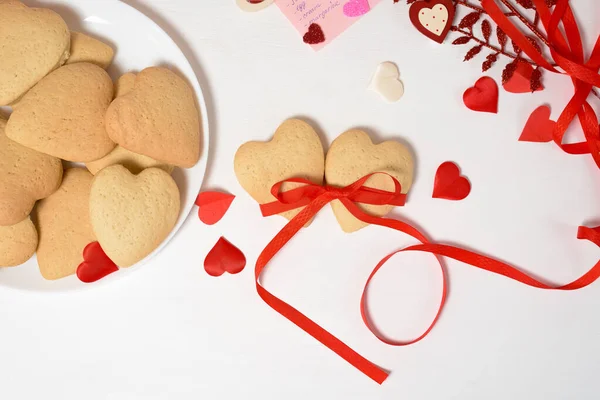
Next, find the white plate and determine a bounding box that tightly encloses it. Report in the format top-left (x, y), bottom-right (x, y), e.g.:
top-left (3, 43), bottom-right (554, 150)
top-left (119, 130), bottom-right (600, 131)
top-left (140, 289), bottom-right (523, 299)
top-left (0, 0), bottom-right (209, 291)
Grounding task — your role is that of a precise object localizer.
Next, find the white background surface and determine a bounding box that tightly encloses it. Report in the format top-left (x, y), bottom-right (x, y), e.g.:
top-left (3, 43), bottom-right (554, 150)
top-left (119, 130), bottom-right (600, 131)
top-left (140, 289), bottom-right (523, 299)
top-left (2, 0), bottom-right (600, 399)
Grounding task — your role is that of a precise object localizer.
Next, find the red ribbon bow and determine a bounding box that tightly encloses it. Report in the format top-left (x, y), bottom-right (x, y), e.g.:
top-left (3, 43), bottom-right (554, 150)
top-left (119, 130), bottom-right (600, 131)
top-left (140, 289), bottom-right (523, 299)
top-left (255, 173), bottom-right (600, 384)
top-left (482, 0), bottom-right (600, 167)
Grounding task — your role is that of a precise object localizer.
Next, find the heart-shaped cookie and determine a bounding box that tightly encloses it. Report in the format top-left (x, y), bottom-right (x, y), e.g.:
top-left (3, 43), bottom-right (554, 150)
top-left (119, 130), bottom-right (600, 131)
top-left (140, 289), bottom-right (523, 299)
top-left (369, 62), bottom-right (405, 103)
top-left (66, 31), bottom-right (114, 70)
top-left (105, 67), bottom-right (201, 168)
top-left (0, 0), bottom-right (70, 106)
top-left (0, 118), bottom-right (63, 226)
top-left (89, 165), bottom-right (180, 268)
top-left (6, 62), bottom-right (115, 162)
top-left (35, 168), bottom-right (97, 280)
top-left (409, 0), bottom-right (455, 43)
top-left (325, 130), bottom-right (414, 233)
top-left (234, 119), bottom-right (325, 222)
top-left (0, 217), bottom-right (37, 267)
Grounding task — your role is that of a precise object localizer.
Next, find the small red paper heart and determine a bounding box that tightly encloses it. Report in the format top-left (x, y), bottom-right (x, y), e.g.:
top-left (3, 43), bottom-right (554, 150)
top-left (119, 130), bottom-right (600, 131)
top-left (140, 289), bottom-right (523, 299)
top-left (204, 237), bottom-right (246, 277)
top-left (303, 23), bottom-right (325, 45)
top-left (519, 105), bottom-right (556, 143)
top-left (463, 76), bottom-right (499, 114)
top-left (195, 191), bottom-right (235, 225)
top-left (433, 162), bottom-right (471, 201)
top-left (76, 242), bottom-right (119, 283)
top-left (409, 0), bottom-right (455, 43)
top-left (503, 62), bottom-right (544, 93)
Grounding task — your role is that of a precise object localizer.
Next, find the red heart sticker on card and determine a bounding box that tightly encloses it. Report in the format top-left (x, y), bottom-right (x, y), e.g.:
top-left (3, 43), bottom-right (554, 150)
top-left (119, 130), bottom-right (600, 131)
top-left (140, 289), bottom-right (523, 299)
top-left (195, 191), bottom-right (235, 225)
top-left (204, 237), bottom-right (246, 277)
top-left (463, 76), bottom-right (499, 114)
top-left (519, 105), bottom-right (556, 143)
top-left (433, 162), bottom-right (471, 201)
top-left (77, 242), bottom-right (119, 283)
top-left (503, 62), bottom-right (544, 93)
top-left (303, 23), bottom-right (325, 45)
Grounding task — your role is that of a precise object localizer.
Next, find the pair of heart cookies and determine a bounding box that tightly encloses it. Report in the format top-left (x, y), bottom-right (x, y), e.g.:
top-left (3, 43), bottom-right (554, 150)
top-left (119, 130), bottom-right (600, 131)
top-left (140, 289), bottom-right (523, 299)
top-left (234, 119), bottom-right (414, 233)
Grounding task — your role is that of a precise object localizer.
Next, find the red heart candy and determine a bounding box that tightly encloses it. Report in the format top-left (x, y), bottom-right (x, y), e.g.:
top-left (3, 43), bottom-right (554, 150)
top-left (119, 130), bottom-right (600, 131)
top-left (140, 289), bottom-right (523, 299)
top-left (195, 191), bottom-right (235, 225)
top-left (204, 237), bottom-right (246, 277)
top-left (433, 162), bottom-right (471, 201)
top-left (503, 62), bottom-right (544, 94)
top-left (409, 0), bottom-right (455, 43)
top-left (519, 105), bottom-right (556, 143)
top-left (463, 76), bottom-right (498, 114)
top-left (303, 23), bottom-right (325, 45)
top-left (77, 242), bottom-right (119, 283)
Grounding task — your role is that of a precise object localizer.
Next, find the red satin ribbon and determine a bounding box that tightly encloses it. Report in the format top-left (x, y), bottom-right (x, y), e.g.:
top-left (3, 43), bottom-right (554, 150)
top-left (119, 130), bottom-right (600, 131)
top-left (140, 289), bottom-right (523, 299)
top-left (481, 0), bottom-right (600, 167)
top-left (255, 175), bottom-right (600, 384)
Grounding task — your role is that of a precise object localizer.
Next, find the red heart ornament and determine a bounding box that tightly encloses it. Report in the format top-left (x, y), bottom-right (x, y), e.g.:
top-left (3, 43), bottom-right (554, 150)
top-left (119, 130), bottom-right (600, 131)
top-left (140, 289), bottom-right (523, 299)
top-left (463, 76), bottom-right (499, 113)
top-left (503, 62), bottom-right (544, 93)
top-left (303, 23), bottom-right (325, 45)
top-left (409, 0), bottom-right (455, 43)
top-left (195, 191), bottom-right (235, 225)
top-left (519, 105), bottom-right (556, 143)
top-left (76, 242), bottom-right (119, 283)
top-left (433, 162), bottom-right (471, 201)
top-left (204, 237), bottom-right (246, 277)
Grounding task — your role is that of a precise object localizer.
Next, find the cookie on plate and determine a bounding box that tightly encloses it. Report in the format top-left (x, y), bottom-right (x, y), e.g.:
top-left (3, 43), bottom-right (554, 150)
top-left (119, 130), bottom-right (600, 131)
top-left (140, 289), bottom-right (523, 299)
top-left (89, 165), bottom-right (180, 267)
top-left (0, 217), bottom-right (38, 267)
top-left (0, 0), bottom-right (70, 106)
top-left (6, 62), bottom-right (115, 162)
top-left (325, 130), bottom-right (414, 233)
top-left (0, 118), bottom-right (63, 226)
top-left (35, 168), bottom-right (96, 280)
top-left (66, 31), bottom-right (114, 69)
top-left (105, 67), bottom-right (201, 168)
top-left (234, 119), bottom-right (325, 222)
top-left (87, 72), bottom-right (174, 175)
top-left (113, 72), bottom-right (136, 98)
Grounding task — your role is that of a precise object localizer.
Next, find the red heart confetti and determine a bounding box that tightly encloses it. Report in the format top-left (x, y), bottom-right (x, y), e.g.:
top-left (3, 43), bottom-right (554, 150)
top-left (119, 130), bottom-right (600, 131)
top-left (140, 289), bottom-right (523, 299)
top-left (433, 161), bottom-right (471, 201)
top-left (519, 105), bottom-right (556, 143)
top-left (195, 191), bottom-right (235, 225)
top-left (503, 62), bottom-right (544, 94)
top-left (409, 0), bottom-right (455, 44)
top-left (303, 23), bottom-right (325, 45)
top-left (204, 237), bottom-right (246, 277)
top-left (76, 242), bottom-right (119, 283)
top-left (463, 76), bottom-right (499, 114)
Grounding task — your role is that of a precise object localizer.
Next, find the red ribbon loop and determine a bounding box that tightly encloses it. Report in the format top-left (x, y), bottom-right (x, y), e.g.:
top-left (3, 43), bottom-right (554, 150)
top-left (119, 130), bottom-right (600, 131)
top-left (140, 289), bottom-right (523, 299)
top-left (255, 174), bottom-right (600, 384)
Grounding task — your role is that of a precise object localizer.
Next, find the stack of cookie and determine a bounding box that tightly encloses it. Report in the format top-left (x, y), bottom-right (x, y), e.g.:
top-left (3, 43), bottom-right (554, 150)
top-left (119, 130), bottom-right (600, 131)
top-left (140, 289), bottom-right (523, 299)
top-left (0, 1), bottom-right (201, 279)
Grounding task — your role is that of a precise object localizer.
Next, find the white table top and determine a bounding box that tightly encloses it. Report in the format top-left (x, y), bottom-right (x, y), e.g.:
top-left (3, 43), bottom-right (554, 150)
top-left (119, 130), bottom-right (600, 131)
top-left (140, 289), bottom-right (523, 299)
top-left (2, 1), bottom-right (600, 399)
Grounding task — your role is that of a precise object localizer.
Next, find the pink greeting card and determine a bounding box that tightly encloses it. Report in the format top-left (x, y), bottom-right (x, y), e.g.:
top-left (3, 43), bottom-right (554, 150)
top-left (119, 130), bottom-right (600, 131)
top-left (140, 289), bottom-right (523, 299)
top-left (276, 0), bottom-right (382, 50)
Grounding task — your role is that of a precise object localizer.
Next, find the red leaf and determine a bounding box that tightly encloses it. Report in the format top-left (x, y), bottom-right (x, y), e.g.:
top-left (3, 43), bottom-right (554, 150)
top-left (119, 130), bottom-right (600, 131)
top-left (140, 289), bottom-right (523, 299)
top-left (497, 26), bottom-right (507, 49)
top-left (530, 67), bottom-right (543, 92)
top-left (459, 12), bottom-right (481, 29)
top-left (512, 40), bottom-right (522, 54)
top-left (515, 0), bottom-right (534, 8)
top-left (502, 59), bottom-right (519, 84)
top-left (452, 36), bottom-right (471, 45)
top-left (527, 36), bottom-right (542, 54)
top-left (482, 53), bottom-right (498, 72)
top-left (464, 45), bottom-right (483, 61)
top-left (481, 20), bottom-right (492, 42)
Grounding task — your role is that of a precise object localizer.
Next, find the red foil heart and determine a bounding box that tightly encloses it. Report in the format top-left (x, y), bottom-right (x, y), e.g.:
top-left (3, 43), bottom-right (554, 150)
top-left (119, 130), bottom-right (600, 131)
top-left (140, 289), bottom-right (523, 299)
top-left (195, 191), bottom-right (235, 225)
top-left (303, 23), bottom-right (325, 45)
top-left (204, 237), bottom-right (246, 277)
top-left (463, 76), bottom-right (499, 114)
top-left (519, 105), bottom-right (556, 143)
top-left (409, 0), bottom-right (455, 43)
top-left (76, 242), bottom-right (119, 283)
top-left (432, 161), bottom-right (471, 201)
